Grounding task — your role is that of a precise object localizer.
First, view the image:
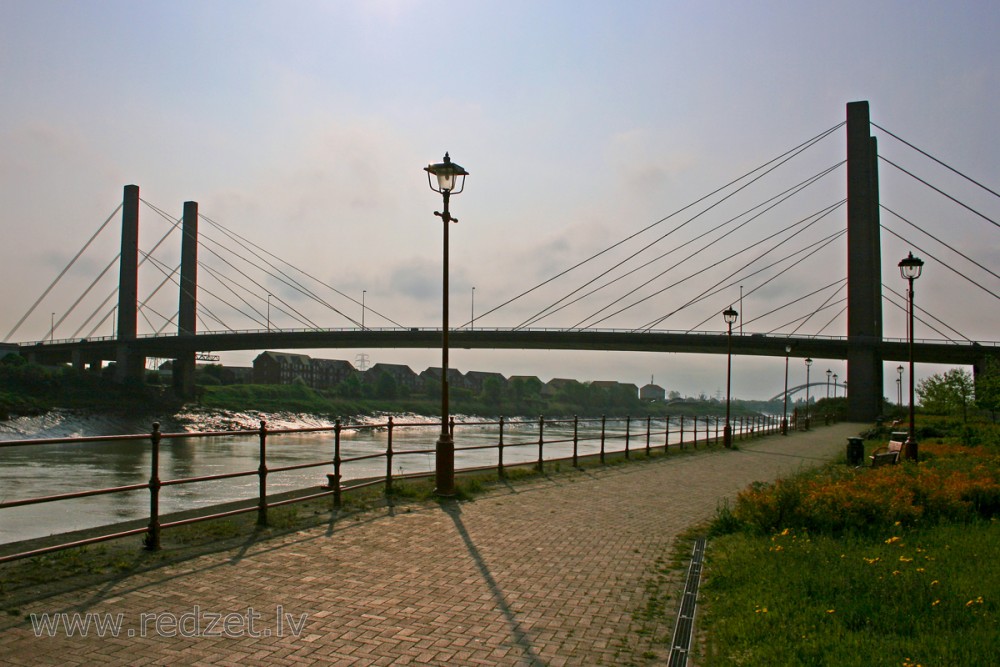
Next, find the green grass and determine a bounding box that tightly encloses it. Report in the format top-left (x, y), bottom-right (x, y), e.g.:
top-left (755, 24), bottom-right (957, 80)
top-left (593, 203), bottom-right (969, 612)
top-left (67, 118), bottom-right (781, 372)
top-left (699, 420), bottom-right (1000, 666)
top-left (701, 521), bottom-right (999, 666)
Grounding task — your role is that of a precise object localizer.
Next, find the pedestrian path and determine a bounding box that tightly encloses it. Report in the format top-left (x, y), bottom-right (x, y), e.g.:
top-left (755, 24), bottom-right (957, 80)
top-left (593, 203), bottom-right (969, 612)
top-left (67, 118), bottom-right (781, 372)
top-left (0, 423), bottom-right (863, 666)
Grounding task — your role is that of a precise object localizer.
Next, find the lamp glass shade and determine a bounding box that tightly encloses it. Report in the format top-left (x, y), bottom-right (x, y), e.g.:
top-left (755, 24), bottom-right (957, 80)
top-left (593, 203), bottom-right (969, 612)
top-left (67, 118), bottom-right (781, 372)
top-left (805, 357), bottom-right (813, 367)
top-left (722, 307), bottom-right (738, 324)
top-left (425, 152), bottom-right (469, 194)
top-left (898, 252), bottom-right (924, 280)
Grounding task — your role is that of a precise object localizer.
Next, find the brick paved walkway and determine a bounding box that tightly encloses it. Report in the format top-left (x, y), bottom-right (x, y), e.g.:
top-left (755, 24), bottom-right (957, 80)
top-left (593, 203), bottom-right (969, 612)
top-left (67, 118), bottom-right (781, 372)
top-left (1, 423), bottom-right (861, 666)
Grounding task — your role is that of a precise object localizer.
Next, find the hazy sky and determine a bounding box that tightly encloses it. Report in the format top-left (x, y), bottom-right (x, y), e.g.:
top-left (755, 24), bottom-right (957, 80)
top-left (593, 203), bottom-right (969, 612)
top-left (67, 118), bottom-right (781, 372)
top-left (2, 1), bottom-right (997, 401)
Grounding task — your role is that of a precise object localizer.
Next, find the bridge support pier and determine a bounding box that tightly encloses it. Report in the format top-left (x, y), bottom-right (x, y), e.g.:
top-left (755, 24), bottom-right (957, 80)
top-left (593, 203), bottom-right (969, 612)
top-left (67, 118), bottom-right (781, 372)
top-left (174, 201), bottom-right (199, 399)
top-left (113, 185), bottom-right (145, 384)
top-left (846, 101), bottom-right (884, 422)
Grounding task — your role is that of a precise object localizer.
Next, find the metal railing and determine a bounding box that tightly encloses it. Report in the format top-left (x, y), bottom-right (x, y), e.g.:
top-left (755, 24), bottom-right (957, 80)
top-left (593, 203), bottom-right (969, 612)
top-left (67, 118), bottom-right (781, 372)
top-left (0, 413), bottom-right (780, 563)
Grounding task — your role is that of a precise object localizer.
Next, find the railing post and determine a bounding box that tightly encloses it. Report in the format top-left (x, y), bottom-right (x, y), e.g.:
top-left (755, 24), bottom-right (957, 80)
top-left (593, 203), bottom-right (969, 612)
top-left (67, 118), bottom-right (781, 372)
top-left (145, 422), bottom-right (161, 551)
top-left (624, 415), bottom-right (631, 460)
top-left (679, 415), bottom-right (685, 450)
top-left (693, 416), bottom-right (698, 449)
top-left (449, 416), bottom-right (455, 438)
top-left (497, 416), bottom-right (506, 479)
top-left (600, 415), bottom-right (606, 464)
top-left (645, 415), bottom-right (651, 456)
top-left (705, 415), bottom-right (710, 446)
top-left (536, 415), bottom-right (545, 473)
top-left (664, 415), bottom-right (670, 452)
top-left (572, 415), bottom-right (579, 468)
top-left (333, 419), bottom-right (342, 509)
top-left (257, 420), bottom-right (268, 527)
top-left (385, 416), bottom-right (394, 496)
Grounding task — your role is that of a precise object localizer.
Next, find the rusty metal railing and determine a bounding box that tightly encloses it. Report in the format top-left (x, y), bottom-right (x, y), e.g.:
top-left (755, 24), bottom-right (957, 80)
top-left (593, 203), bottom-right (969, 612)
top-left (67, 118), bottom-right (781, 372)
top-left (0, 413), bottom-right (778, 563)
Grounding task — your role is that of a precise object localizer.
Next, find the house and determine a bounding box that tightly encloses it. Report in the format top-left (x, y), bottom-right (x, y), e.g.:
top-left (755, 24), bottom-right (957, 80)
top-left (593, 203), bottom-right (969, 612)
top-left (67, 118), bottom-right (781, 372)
top-left (640, 382), bottom-right (665, 401)
top-left (543, 377), bottom-right (582, 397)
top-left (464, 370), bottom-right (507, 394)
top-left (253, 351), bottom-right (315, 386)
top-left (312, 358), bottom-right (356, 388)
top-left (420, 367), bottom-right (469, 391)
top-left (364, 363), bottom-right (420, 391)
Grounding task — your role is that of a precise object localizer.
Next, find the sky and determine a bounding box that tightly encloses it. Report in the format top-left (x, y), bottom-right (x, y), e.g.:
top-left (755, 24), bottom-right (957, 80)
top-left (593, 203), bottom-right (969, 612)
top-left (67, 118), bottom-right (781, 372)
top-left (1, 0), bottom-right (998, 402)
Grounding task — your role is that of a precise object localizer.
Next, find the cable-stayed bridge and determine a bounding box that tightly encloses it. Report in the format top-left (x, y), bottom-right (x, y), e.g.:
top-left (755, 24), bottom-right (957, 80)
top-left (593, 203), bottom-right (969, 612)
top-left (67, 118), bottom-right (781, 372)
top-left (7, 101), bottom-right (999, 421)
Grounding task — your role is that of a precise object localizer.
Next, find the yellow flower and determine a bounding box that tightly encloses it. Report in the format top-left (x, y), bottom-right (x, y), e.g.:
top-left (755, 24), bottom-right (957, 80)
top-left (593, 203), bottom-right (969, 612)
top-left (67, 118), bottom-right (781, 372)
top-left (916, 568), bottom-right (925, 573)
top-left (885, 536), bottom-right (901, 544)
top-left (826, 609), bottom-right (835, 614)
top-left (931, 580), bottom-right (939, 587)
top-left (899, 556), bottom-right (913, 562)
top-left (932, 599), bottom-right (941, 606)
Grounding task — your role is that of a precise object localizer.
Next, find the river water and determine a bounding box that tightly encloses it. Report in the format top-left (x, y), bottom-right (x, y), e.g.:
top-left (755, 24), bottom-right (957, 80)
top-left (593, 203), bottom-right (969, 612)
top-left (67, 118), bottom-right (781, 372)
top-left (0, 409), bottom-right (731, 545)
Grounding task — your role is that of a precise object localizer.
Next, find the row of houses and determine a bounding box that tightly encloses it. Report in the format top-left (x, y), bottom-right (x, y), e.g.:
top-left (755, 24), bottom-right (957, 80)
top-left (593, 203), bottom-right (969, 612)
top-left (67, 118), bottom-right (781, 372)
top-left (252, 351), bottom-right (667, 400)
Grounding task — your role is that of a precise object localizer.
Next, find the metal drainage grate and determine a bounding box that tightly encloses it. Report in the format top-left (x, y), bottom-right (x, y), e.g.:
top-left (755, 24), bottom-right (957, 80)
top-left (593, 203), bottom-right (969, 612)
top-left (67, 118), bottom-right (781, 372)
top-left (668, 536), bottom-right (706, 667)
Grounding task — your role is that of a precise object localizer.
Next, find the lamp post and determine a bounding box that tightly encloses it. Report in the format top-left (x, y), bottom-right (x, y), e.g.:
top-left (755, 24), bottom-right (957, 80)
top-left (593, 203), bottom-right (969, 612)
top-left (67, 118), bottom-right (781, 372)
top-left (50, 312), bottom-right (55, 342)
top-left (362, 290), bottom-right (366, 330)
top-left (723, 307), bottom-right (738, 447)
top-left (897, 364), bottom-right (904, 406)
top-left (471, 286), bottom-right (475, 331)
top-left (782, 343), bottom-right (791, 435)
top-left (833, 373), bottom-right (838, 399)
top-left (425, 152), bottom-right (469, 496)
top-left (899, 252), bottom-right (924, 462)
top-left (804, 357), bottom-right (813, 430)
top-left (826, 369), bottom-right (832, 400)
top-left (266, 294), bottom-right (272, 332)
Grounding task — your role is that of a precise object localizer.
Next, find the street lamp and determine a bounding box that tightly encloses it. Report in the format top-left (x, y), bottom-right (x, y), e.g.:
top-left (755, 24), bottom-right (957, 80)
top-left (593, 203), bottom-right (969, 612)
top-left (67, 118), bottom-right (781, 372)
top-left (899, 251), bottom-right (924, 462)
top-left (471, 286), bottom-right (475, 331)
top-left (782, 343), bottom-right (791, 435)
top-left (362, 290), bottom-right (366, 330)
top-left (50, 312), bottom-right (55, 342)
top-left (897, 364), bottom-right (904, 406)
top-left (804, 357), bottom-right (813, 430)
top-left (266, 294), bottom-right (272, 332)
top-left (723, 306), bottom-right (738, 448)
top-left (826, 369), bottom-right (832, 400)
top-left (833, 373), bottom-right (838, 399)
top-left (425, 152), bottom-right (469, 496)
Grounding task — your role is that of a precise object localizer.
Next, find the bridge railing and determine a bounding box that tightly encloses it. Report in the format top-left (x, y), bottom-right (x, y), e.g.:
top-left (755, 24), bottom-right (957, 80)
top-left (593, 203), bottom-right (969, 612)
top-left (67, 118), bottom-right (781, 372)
top-left (0, 413), bottom-right (780, 563)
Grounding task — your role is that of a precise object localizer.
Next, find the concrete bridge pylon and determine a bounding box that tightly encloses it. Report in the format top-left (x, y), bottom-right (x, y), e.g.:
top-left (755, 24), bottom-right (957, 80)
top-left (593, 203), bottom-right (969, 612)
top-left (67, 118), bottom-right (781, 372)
top-left (846, 101), bottom-right (883, 422)
top-left (113, 184), bottom-right (145, 383)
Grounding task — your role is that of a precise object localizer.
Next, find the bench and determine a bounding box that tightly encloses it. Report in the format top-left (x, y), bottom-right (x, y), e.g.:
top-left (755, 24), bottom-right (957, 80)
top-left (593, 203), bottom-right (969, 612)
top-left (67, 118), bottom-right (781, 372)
top-left (869, 434), bottom-right (906, 467)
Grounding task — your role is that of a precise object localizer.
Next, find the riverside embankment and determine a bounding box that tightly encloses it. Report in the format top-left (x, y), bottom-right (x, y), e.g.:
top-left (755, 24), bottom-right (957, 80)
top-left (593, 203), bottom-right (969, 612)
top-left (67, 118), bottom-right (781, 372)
top-left (1, 422), bottom-right (862, 665)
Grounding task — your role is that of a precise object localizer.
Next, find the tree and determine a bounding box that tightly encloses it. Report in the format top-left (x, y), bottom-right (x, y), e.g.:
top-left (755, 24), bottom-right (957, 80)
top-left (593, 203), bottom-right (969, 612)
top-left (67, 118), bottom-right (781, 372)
top-left (375, 372), bottom-right (398, 400)
top-left (916, 367), bottom-right (975, 421)
top-left (975, 357), bottom-right (1000, 423)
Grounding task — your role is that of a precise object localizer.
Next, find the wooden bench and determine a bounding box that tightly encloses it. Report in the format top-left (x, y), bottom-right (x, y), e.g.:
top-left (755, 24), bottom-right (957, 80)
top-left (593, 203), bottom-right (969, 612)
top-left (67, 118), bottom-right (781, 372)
top-left (869, 435), bottom-right (906, 467)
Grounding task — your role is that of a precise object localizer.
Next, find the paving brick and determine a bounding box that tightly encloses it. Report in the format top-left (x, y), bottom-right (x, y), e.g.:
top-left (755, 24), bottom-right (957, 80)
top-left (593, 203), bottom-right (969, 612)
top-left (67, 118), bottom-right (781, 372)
top-left (1, 424), bottom-right (858, 665)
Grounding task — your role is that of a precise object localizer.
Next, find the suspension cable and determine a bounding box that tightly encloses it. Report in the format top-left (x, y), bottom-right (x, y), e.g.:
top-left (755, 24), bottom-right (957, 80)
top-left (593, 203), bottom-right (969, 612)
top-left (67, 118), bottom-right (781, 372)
top-left (879, 155), bottom-right (999, 229)
top-left (882, 283), bottom-right (972, 342)
top-left (600, 204), bottom-right (845, 331)
top-left (474, 122), bottom-right (846, 324)
top-left (4, 204), bottom-right (122, 342)
top-left (881, 226), bottom-right (999, 300)
top-left (516, 162), bottom-right (844, 330)
top-left (872, 122), bottom-right (1000, 199)
top-left (881, 205), bottom-right (999, 281)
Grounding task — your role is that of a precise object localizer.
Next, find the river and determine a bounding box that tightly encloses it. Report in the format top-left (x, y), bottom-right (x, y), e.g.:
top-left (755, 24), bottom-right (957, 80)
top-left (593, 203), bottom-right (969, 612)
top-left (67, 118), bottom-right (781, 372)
top-left (0, 409), bottom-right (729, 545)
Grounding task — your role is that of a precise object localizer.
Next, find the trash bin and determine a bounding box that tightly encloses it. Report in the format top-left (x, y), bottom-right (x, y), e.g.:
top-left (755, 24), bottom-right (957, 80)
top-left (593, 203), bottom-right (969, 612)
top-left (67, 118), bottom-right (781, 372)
top-left (846, 437), bottom-right (864, 466)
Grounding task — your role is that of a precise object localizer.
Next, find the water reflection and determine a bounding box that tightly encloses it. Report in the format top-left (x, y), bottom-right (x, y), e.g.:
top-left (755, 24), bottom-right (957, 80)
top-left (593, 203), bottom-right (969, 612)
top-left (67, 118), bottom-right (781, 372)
top-left (1, 413), bottom-right (742, 545)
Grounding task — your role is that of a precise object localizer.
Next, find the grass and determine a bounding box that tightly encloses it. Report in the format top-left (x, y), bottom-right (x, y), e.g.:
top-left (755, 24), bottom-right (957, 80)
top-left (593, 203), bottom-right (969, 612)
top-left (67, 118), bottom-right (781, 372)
top-left (700, 421), bottom-right (1000, 666)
